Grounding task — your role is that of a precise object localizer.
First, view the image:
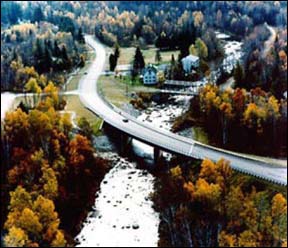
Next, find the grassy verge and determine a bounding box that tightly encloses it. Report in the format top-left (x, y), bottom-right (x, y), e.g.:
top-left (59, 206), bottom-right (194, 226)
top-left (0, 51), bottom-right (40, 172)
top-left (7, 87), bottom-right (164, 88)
top-left (64, 44), bottom-right (103, 136)
top-left (65, 46), bottom-right (96, 91)
top-left (64, 95), bottom-right (103, 136)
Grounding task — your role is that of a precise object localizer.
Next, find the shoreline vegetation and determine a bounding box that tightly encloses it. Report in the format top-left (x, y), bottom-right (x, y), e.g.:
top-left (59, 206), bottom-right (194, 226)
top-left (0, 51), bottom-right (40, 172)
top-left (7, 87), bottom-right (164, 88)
top-left (172, 85), bottom-right (287, 158)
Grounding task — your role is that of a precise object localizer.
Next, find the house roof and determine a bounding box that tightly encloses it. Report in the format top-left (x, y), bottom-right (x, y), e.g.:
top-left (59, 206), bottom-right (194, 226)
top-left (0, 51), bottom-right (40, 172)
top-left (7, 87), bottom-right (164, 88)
top-left (181, 54), bottom-right (199, 63)
top-left (143, 64), bottom-right (157, 74)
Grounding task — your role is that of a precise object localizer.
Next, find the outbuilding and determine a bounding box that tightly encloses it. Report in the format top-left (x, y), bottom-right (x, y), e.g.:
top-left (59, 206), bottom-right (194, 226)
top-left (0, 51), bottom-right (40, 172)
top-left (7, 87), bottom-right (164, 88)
top-left (181, 54), bottom-right (200, 73)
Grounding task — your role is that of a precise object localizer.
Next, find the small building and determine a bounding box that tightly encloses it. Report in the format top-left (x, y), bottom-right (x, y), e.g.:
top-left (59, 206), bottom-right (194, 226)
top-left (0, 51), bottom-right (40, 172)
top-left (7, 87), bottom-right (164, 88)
top-left (181, 54), bottom-right (200, 73)
top-left (115, 64), bottom-right (133, 76)
top-left (142, 64), bottom-right (158, 85)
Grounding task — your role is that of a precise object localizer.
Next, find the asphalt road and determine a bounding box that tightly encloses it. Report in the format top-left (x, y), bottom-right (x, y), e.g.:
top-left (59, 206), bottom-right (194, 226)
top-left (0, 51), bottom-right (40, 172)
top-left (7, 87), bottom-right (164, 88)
top-left (79, 35), bottom-right (287, 186)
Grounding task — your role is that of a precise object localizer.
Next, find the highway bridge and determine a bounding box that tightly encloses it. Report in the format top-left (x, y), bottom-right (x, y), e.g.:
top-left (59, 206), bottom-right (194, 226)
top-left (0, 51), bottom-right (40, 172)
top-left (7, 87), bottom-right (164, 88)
top-left (79, 35), bottom-right (287, 186)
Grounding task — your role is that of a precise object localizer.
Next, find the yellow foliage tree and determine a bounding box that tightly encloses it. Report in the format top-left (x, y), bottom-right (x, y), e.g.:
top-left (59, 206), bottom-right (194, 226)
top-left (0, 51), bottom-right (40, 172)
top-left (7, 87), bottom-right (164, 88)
top-left (40, 165), bottom-right (58, 200)
top-left (267, 96), bottom-right (280, 119)
top-left (18, 208), bottom-right (43, 236)
top-left (237, 230), bottom-right (258, 247)
top-left (239, 198), bottom-right (258, 232)
top-left (243, 103), bottom-right (267, 133)
top-left (25, 77), bottom-right (42, 94)
top-left (271, 193), bottom-right (287, 246)
top-left (44, 81), bottom-right (59, 108)
top-left (51, 230), bottom-right (66, 247)
top-left (4, 108), bottom-right (30, 146)
top-left (226, 186), bottom-right (245, 222)
top-left (4, 226), bottom-right (29, 247)
top-left (193, 178), bottom-right (222, 205)
top-left (183, 181), bottom-right (195, 199)
top-left (218, 231), bottom-right (237, 247)
top-left (170, 165), bottom-right (182, 179)
top-left (8, 186), bottom-right (32, 212)
top-left (199, 159), bottom-right (217, 182)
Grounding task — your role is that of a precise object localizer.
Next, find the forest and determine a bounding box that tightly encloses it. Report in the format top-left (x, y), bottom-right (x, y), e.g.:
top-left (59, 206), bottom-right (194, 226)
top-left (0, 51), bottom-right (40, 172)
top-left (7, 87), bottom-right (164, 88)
top-left (1, 85), bottom-right (109, 246)
top-left (173, 84), bottom-right (287, 157)
top-left (1, 1), bottom-right (287, 95)
top-left (153, 158), bottom-right (287, 247)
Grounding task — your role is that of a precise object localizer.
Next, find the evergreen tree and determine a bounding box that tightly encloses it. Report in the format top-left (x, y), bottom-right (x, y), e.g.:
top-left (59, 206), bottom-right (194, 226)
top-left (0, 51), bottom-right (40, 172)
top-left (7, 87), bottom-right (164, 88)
top-left (32, 6), bottom-right (45, 23)
top-left (155, 49), bottom-right (162, 64)
top-left (77, 27), bottom-right (85, 44)
top-left (44, 46), bottom-right (52, 70)
top-left (110, 42), bottom-right (120, 71)
top-left (171, 54), bottom-right (176, 66)
top-left (53, 40), bottom-right (61, 57)
top-left (133, 46), bottom-right (145, 74)
top-left (114, 42), bottom-right (120, 60)
top-left (58, 16), bottom-right (75, 37)
top-left (234, 62), bottom-right (245, 88)
top-left (34, 39), bottom-right (45, 73)
top-left (61, 46), bottom-right (68, 61)
top-left (1, 2), bottom-right (23, 24)
top-left (109, 54), bottom-right (117, 71)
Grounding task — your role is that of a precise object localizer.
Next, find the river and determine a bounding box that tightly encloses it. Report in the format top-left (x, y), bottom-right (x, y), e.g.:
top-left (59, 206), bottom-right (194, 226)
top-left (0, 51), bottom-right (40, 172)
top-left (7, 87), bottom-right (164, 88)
top-left (74, 96), bottom-right (189, 247)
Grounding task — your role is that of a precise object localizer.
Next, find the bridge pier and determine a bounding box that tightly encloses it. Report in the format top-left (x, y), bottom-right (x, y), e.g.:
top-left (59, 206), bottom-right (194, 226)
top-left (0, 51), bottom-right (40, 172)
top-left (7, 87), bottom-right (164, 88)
top-left (120, 132), bottom-right (132, 155)
top-left (153, 147), bottom-right (163, 164)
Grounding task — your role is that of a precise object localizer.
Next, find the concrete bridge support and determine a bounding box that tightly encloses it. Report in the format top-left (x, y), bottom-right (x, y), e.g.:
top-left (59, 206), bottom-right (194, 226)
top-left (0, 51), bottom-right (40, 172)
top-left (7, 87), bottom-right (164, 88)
top-left (120, 132), bottom-right (132, 155)
top-left (153, 147), bottom-right (163, 164)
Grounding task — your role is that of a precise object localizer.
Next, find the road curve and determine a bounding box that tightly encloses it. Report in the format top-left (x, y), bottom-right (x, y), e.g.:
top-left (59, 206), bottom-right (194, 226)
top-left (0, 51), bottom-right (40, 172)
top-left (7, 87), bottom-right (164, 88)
top-left (263, 24), bottom-right (277, 58)
top-left (79, 35), bottom-right (287, 186)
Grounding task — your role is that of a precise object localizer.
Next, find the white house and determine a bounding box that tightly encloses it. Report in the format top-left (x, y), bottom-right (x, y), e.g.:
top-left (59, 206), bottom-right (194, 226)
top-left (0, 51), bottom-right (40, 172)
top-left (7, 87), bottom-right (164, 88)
top-left (142, 64), bottom-right (157, 85)
top-left (181, 54), bottom-right (200, 73)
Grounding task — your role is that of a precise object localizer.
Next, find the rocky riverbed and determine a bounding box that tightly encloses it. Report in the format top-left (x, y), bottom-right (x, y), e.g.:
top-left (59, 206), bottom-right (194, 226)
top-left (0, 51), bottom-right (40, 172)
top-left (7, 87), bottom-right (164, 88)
top-left (75, 152), bottom-right (159, 247)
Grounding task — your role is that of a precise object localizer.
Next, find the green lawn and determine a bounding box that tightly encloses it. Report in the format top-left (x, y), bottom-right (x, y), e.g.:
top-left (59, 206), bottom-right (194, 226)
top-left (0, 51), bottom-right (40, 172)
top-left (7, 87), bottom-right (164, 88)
top-left (98, 75), bottom-right (159, 107)
top-left (98, 75), bottom-right (132, 107)
top-left (106, 45), bottom-right (179, 66)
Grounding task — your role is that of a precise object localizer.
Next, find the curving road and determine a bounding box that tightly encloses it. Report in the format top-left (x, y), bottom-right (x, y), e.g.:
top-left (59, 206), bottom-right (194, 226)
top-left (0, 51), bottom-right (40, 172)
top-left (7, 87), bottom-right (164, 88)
top-left (263, 24), bottom-right (277, 58)
top-left (79, 35), bottom-right (287, 186)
